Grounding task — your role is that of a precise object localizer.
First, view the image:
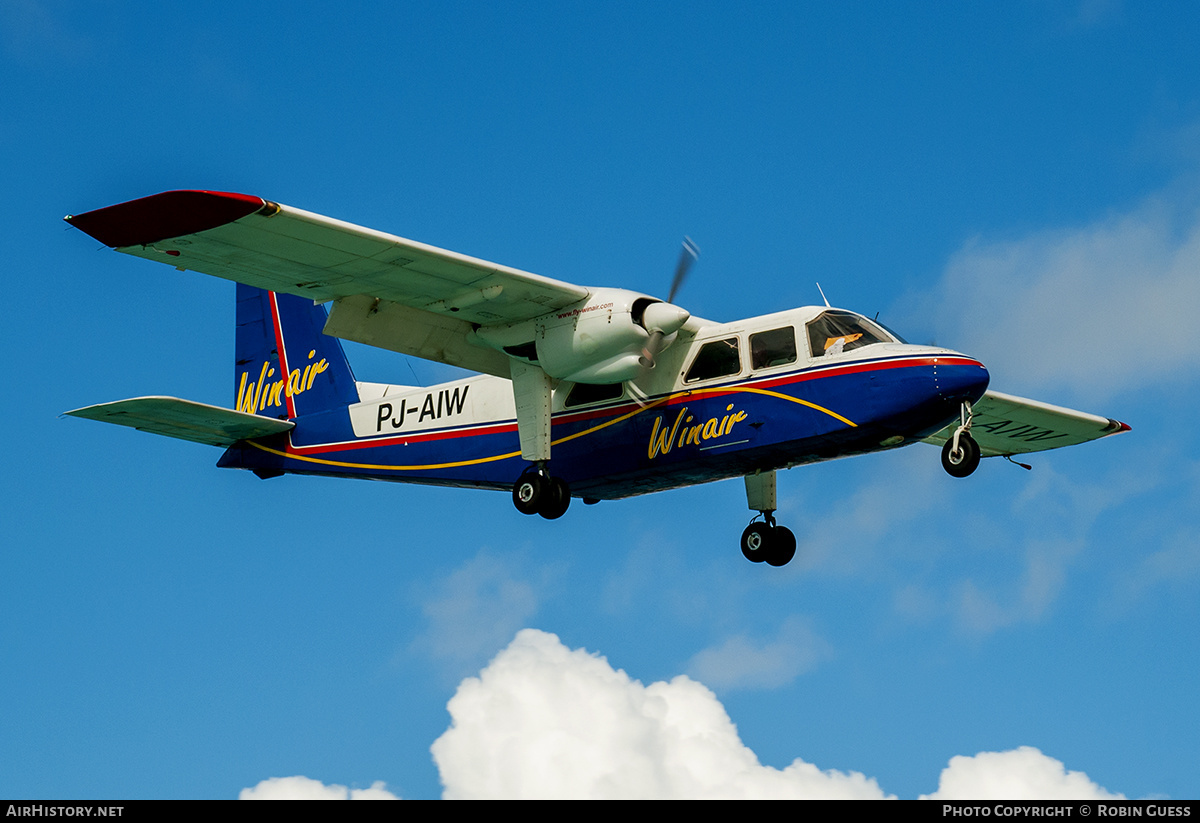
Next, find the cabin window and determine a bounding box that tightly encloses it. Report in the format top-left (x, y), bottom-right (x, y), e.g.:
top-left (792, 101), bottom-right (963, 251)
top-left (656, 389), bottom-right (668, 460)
top-left (750, 326), bottom-right (797, 370)
top-left (684, 337), bottom-right (742, 383)
top-left (806, 311), bottom-right (889, 358)
top-left (564, 381), bottom-right (624, 408)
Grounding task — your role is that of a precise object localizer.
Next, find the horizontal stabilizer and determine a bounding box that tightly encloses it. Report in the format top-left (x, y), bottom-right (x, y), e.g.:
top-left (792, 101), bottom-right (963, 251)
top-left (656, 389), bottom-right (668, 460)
top-left (923, 390), bottom-right (1129, 457)
top-left (65, 396), bottom-right (294, 447)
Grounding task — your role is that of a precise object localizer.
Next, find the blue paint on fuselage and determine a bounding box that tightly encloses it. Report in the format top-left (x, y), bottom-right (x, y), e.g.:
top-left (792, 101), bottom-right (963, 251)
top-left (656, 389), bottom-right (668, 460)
top-left (216, 349), bottom-right (989, 500)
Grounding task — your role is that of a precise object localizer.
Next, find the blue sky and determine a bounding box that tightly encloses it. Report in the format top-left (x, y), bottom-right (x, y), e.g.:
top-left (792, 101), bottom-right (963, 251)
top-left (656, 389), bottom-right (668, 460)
top-left (3, 1), bottom-right (1198, 799)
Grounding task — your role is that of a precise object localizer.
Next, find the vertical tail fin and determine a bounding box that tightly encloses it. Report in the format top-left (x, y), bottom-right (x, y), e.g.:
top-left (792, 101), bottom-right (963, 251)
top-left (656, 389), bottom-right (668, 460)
top-left (234, 284), bottom-right (359, 419)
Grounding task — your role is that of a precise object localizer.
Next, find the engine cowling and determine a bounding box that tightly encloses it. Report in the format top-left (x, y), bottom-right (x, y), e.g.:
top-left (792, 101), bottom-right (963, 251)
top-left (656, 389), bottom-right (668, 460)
top-left (472, 288), bottom-right (690, 384)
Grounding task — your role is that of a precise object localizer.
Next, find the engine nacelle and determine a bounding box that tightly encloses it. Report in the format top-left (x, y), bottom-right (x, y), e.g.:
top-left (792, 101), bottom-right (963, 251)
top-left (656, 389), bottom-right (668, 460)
top-left (472, 288), bottom-right (690, 384)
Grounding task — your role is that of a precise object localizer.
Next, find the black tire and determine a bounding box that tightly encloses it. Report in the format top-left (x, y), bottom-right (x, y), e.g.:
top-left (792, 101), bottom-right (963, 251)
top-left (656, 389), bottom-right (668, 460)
top-left (538, 477), bottom-right (571, 520)
top-left (741, 522), bottom-right (772, 563)
top-left (765, 526), bottom-right (797, 567)
top-left (941, 432), bottom-right (981, 478)
top-left (512, 473), bottom-right (546, 515)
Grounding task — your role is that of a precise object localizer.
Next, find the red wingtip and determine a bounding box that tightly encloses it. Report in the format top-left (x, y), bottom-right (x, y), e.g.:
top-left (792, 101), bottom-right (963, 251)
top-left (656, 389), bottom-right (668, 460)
top-left (1104, 419), bottom-right (1132, 435)
top-left (65, 190), bottom-right (266, 248)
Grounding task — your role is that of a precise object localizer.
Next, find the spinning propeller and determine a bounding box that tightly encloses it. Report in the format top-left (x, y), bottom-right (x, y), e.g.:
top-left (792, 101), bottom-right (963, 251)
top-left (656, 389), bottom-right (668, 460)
top-left (668, 236), bottom-right (699, 304)
top-left (637, 237), bottom-right (698, 373)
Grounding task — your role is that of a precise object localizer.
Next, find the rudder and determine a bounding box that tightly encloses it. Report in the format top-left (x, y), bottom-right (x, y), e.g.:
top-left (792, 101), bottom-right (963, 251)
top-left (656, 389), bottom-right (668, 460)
top-left (234, 284), bottom-right (359, 419)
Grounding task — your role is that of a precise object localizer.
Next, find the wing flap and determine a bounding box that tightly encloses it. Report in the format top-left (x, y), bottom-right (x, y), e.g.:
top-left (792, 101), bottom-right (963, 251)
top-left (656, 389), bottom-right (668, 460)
top-left (65, 397), bottom-right (295, 447)
top-left (923, 390), bottom-right (1130, 457)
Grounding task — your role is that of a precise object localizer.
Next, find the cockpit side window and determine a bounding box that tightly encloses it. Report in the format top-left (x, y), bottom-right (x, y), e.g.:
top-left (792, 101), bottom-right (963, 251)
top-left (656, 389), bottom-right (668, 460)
top-left (750, 326), bottom-right (797, 370)
top-left (805, 311), bottom-right (890, 358)
top-left (684, 337), bottom-right (742, 383)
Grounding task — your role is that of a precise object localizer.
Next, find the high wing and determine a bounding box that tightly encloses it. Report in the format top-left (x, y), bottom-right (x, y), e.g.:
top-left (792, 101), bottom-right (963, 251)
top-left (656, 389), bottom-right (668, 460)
top-left (923, 390), bottom-right (1130, 457)
top-left (65, 190), bottom-right (591, 378)
top-left (64, 397), bottom-right (295, 447)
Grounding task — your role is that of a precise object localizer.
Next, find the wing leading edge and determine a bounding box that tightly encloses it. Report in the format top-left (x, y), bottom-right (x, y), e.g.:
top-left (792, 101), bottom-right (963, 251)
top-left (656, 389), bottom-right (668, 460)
top-left (923, 390), bottom-right (1130, 457)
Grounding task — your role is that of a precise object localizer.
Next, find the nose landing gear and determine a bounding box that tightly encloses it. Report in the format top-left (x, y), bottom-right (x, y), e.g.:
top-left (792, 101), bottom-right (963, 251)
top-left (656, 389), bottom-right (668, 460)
top-left (941, 400), bottom-right (981, 478)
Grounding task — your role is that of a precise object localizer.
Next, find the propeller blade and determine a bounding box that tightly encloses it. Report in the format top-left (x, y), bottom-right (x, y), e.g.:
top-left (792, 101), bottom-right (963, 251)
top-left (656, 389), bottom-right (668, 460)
top-left (639, 330), bottom-right (666, 370)
top-left (667, 236), bottom-right (700, 304)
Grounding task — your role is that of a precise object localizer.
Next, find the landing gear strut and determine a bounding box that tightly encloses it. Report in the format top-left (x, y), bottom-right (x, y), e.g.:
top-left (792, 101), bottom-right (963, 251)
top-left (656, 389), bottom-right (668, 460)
top-left (512, 467), bottom-right (571, 520)
top-left (941, 400), bottom-right (981, 478)
top-left (507, 360), bottom-right (570, 519)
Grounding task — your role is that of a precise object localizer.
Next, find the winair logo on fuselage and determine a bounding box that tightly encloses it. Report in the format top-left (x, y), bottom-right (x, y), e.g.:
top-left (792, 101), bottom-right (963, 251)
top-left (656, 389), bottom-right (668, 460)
top-left (237, 350), bottom-right (329, 414)
top-left (648, 404), bottom-right (748, 459)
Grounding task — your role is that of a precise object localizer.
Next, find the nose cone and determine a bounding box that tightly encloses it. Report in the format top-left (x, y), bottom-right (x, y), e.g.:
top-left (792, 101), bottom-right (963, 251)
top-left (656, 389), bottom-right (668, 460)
top-left (934, 356), bottom-right (990, 406)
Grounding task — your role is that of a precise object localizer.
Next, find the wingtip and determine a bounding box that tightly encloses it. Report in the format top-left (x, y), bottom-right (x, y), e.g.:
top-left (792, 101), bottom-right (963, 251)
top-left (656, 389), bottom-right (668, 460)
top-left (65, 190), bottom-right (266, 248)
top-left (1104, 418), bottom-right (1132, 435)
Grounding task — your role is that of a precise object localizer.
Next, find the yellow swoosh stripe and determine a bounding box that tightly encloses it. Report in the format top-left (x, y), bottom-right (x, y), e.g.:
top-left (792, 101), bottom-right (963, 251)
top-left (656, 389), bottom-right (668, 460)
top-left (688, 386), bottom-right (857, 428)
top-left (248, 385), bottom-right (854, 471)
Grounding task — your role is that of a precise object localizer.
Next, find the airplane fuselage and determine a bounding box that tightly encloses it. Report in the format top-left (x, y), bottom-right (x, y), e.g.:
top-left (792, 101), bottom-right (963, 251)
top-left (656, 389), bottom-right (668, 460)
top-left (217, 305), bottom-right (991, 500)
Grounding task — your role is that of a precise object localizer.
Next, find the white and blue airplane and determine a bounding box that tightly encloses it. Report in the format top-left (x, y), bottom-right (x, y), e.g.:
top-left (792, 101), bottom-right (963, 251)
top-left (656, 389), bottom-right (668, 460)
top-left (65, 190), bottom-right (1129, 566)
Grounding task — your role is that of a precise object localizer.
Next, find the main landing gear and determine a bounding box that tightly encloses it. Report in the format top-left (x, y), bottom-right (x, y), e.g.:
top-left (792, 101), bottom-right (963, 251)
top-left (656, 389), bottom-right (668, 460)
top-left (506, 359), bottom-right (570, 520)
top-left (512, 467), bottom-right (571, 520)
top-left (941, 400), bottom-right (981, 478)
top-left (742, 470), bottom-right (796, 566)
top-left (741, 513), bottom-right (797, 567)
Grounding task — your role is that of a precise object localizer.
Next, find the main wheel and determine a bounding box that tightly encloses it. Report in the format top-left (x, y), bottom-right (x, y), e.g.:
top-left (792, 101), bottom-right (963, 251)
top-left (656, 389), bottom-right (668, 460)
top-left (741, 522), bottom-right (772, 562)
top-left (941, 432), bottom-right (981, 478)
top-left (765, 526), bottom-right (796, 567)
top-left (512, 473), bottom-right (546, 515)
top-left (538, 477), bottom-right (571, 520)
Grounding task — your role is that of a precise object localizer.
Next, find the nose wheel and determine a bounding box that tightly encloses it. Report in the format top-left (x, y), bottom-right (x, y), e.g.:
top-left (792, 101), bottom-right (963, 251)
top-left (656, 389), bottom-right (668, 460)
top-left (941, 432), bottom-right (980, 477)
top-left (512, 469), bottom-right (571, 520)
top-left (941, 401), bottom-right (981, 478)
top-left (741, 514), bottom-right (797, 567)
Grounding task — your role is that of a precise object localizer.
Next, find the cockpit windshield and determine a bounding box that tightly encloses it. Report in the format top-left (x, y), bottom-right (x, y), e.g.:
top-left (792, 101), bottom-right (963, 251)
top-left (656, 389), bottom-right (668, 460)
top-left (805, 310), bottom-right (896, 357)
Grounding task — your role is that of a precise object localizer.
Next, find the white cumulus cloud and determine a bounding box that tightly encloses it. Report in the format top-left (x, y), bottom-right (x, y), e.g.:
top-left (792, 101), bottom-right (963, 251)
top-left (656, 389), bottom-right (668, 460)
top-left (431, 628), bottom-right (890, 799)
top-left (239, 776), bottom-right (399, 800)
top-left (921, 747), bottom-right (1123, 800)
top-left (241, 630), bottom-right (1125, 800)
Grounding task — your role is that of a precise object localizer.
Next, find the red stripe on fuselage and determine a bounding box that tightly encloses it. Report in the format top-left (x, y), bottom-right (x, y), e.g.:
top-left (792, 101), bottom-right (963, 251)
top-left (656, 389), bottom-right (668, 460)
top-left (294, 419), bottom-right (520, 455)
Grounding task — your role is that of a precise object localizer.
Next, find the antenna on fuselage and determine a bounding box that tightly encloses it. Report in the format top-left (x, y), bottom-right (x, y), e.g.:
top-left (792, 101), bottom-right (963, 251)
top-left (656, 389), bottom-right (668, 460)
top-left (815, 282), bottom-right (831, 308)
